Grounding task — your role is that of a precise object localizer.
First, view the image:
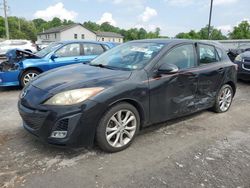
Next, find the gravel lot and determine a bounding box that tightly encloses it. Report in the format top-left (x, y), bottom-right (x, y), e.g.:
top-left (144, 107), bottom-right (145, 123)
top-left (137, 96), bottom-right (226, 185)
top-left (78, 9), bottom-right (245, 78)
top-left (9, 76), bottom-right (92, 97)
top-left (0, 81), bottom-right (250, 188)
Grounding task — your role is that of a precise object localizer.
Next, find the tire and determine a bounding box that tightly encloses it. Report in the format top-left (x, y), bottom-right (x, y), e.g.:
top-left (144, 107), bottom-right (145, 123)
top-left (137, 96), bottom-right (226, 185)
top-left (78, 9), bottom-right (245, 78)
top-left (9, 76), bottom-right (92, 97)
top-left (96, 102), bottom-right (140, 153)
top-left (212, 84), bottom-right (234, 113)
top-left (20, 70), bottom-right (40, 87)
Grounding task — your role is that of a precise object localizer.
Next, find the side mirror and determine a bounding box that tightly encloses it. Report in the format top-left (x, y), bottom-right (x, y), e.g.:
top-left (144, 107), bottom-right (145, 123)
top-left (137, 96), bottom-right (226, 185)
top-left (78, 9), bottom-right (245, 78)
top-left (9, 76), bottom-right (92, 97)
top-left (158, 63), bottom-right (179, 75)
top-left (51, 54), bottom-right (58, 61)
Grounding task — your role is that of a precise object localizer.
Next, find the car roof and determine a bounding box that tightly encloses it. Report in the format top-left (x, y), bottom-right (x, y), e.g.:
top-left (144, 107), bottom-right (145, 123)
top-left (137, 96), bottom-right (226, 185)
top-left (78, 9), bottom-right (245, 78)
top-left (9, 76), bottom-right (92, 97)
top-left (59, 40), bottom-right (113, 45)
top-left (128, 39), bottom-right (225, 49)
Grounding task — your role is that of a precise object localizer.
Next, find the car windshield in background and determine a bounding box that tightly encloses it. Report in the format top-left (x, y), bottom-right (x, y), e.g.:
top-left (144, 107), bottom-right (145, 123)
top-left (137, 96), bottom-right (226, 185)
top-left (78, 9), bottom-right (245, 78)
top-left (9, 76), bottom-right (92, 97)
top-left (35, 42), bottom-right (62, 57)
top-left (89, 42), bottom-right (165, 70)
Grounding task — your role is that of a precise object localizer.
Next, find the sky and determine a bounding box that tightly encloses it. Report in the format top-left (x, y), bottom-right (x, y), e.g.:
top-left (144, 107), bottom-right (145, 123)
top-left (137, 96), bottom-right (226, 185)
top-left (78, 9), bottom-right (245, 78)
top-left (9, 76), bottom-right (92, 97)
top-left (3, 0), bottom-right (250, 37)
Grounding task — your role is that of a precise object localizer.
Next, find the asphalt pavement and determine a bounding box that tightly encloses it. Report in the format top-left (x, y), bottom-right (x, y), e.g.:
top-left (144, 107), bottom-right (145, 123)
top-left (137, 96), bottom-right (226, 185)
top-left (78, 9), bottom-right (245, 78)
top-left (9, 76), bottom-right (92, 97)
top-left (0, 81), bottom-right (250, 188)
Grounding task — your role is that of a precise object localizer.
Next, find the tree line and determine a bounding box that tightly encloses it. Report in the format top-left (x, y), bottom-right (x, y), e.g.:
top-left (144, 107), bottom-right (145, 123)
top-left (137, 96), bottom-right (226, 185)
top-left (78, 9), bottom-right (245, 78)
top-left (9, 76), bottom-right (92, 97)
top-left (0, 16), bottom-right (249, 42)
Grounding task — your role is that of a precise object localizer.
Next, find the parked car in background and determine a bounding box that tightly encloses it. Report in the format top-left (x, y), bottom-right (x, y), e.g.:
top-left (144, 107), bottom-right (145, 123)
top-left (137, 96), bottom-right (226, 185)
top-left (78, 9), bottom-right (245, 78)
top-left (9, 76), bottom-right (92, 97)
top-left (18, 39), bottom-right (237, 152)
top-left (0, 40), bottom-right (116, 87)
top-left (228, 44), bottom-right (250, 62)
top-left (234, 51), bottom-right (250, 81)
top-left (0, 40), bottom-right (37, 56)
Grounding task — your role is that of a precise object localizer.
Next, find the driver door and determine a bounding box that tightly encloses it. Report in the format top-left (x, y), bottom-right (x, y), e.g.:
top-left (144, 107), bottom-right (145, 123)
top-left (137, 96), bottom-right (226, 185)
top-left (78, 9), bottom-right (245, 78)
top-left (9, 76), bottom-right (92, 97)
top-left (49, 43), bottom-right (82, 69)
top-left (149, 43), bottom-right (199, 124)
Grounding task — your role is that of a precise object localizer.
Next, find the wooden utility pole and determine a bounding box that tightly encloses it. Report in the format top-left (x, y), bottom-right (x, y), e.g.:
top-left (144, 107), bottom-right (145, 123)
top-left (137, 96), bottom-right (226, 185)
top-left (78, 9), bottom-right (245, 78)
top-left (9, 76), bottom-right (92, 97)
top-left (3, 0), bottom-right (9, 39)
top-left (208, 0), bottom-right (213, 39)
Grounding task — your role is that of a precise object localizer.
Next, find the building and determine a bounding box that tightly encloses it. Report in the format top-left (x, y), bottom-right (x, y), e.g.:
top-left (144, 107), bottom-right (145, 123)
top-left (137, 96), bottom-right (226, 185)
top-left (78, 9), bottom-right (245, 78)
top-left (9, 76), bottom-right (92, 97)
top-left (37, 23), bottom-right (124, 45)
top-left (95, 31), bottom-right (124, 43)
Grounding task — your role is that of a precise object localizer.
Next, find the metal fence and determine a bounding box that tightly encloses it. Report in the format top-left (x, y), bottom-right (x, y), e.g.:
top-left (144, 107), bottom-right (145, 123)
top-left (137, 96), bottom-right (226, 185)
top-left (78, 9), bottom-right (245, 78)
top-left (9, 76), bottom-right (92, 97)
top-left (217, 39), bottom-right (250, 50)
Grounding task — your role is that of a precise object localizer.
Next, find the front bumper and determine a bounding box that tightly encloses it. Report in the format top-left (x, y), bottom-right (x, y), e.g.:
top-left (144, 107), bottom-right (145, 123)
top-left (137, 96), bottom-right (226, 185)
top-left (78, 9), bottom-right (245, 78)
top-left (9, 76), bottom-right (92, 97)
top-left (18, 99), bottom-right (105, 147)
top-left (236, 61), bottom-right (250, 81)
top-left (0, 70), bottom-right (20, 86)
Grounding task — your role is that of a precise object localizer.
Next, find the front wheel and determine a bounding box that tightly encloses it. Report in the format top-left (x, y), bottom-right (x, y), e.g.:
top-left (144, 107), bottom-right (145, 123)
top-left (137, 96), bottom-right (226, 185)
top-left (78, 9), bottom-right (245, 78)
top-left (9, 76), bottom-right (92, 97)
top-left (96, 103), bottom-right (140, 153)
top-left (213, 84), bottom-right (234, 113)
top-left (20, 70), bottom-right (40, 87)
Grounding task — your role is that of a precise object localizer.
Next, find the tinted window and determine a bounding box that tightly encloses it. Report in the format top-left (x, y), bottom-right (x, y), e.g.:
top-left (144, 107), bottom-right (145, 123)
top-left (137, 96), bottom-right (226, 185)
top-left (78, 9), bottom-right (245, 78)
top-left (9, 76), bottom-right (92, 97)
top-left (55, 43), bottom-right (80, 57)
top-left (199, 44), bottom-right (219, 64)
top-left (84, 43), bottom-right (105, 55)
top-left (158, 44), bottom-right (196, 70)
top-left (216, 47), bottom-right (226, 60)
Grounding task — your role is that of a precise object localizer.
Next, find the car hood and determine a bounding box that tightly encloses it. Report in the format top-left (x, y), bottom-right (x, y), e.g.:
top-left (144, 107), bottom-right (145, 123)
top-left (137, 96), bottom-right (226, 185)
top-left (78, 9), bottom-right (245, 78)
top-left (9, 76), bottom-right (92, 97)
top-left (5, 49), bottom-right (40, 64)
top-left (31, 64), bottom-right (132, 94)
top-left (240, 51), bottom-right (250, 61)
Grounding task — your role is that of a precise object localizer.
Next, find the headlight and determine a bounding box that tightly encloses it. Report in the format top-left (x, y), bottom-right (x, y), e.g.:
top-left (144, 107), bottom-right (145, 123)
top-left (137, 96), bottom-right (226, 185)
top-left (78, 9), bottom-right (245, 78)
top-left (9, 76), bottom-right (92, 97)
top-left (235, 55), bottom-right (244, 62)
top-left (44, 87), bottom-right (104, 105)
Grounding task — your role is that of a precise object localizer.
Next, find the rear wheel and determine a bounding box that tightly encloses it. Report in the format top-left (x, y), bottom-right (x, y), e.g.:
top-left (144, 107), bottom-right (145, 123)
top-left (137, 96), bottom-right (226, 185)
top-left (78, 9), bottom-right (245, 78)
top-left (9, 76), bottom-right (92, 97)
top-left (213, 84), bottom-right (233, 113)
top-left (96, 103), bottom-right (140, 153)
top-left (20, 70), bottom-right (40, 87)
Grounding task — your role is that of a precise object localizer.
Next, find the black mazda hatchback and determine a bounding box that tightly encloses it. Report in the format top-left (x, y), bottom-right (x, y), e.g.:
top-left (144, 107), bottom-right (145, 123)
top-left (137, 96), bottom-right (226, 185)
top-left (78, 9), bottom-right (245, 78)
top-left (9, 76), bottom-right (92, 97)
top-left (18, 39), bottom-right (237, 152)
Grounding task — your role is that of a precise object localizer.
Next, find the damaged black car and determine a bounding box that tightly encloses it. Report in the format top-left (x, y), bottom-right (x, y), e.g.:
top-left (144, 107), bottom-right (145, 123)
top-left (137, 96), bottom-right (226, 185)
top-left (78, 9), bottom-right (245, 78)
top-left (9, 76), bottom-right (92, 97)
top-left (18, 39), bottom-right (237, 152)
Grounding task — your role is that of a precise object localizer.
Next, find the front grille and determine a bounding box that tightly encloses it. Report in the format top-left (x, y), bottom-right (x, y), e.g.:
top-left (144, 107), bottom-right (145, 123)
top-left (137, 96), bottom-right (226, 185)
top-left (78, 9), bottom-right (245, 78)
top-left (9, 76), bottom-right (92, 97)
top-left (243, 63), bottom-right (250, 69)
top-left (54, 119), bottom-right (69, 131)
top-left (20, 113), bottom-right (45, 130)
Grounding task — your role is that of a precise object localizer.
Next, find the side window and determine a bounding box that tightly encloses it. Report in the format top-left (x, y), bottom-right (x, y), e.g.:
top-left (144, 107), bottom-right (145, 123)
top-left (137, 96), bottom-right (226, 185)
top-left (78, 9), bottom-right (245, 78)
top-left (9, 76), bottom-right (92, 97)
top-left (158, 44), bottom-right (196, 70)
top-left (55, 43), bottom-right (80, 57)
top-left (199, 44), bottom-right (219, 65)
top-left (216, 47), bottom-right (224, 60)
top-left (83, 43), bottom-right (105, 55)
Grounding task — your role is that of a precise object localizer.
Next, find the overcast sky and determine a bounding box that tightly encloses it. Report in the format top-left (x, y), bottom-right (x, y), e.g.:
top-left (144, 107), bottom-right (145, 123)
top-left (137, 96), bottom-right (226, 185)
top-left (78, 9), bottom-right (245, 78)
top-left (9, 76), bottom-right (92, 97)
top-left (4, 0), bottom-right (250, 37)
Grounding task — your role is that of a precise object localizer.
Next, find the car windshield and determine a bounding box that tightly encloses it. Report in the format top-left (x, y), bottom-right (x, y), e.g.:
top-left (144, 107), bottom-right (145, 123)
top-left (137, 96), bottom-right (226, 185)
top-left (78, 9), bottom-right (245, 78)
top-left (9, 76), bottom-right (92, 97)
top-left (89, 42), bottom-right (165, 70)
top-left (35, 42), bottom-right (62, 57)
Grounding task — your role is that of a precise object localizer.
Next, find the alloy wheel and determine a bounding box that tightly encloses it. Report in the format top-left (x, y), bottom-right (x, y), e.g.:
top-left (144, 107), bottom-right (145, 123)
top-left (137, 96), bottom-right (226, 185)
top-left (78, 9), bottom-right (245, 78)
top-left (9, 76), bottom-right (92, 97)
top-left (105, 110), bottom-right (137, 148)
top-left (219, 87), bottom-right (232, 112)
top-left (23, 72), bottom-right (38, 85)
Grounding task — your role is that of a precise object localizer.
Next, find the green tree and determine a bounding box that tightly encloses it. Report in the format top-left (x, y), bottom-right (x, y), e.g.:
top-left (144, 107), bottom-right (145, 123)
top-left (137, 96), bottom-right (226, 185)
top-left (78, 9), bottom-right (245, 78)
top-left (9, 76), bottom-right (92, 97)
top-left (176, 25), bottom-right (226, 40)
top-left (229, 21), bottom-right (250, 39)
top-left (83, 21), bottom-right (100, 31)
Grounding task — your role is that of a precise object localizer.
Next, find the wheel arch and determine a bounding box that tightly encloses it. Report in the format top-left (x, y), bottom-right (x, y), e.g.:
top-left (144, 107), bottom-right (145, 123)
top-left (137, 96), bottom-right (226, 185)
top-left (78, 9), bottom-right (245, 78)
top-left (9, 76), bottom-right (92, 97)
top-left (225, 81), bottom-right (236, 97)
top-left (20, 67), bottom-right (43, 77)
top-left (19, 67), bottom-right (43, 86)
top-left (108, 98), bottom-right (146, 129)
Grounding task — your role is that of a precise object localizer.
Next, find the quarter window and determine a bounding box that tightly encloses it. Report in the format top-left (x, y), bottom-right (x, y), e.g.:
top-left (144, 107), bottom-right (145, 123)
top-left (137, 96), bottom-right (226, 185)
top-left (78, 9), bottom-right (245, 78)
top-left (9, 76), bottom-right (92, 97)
top-left (158, 44), bottom-right (196, 70)
top-left (55, 43), bottom-right (80, 57)
top-left (199, 44), bottom-right (219, 64)
top-left (216, 47), bottom-right (223, 60)
top-left (83, 43), bottom-right (104, 55)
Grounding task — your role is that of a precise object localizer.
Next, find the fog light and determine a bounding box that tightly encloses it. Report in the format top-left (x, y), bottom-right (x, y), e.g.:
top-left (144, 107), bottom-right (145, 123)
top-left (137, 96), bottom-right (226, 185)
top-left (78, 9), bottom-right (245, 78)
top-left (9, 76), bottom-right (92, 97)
top-left (51, 131), bottom-right (67, 138)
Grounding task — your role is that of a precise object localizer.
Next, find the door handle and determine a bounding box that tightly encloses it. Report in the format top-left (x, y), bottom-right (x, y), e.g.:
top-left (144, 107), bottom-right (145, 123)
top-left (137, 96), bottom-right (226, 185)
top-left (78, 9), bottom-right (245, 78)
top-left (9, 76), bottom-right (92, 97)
top-left (217, 68), bottom-right (224, 73)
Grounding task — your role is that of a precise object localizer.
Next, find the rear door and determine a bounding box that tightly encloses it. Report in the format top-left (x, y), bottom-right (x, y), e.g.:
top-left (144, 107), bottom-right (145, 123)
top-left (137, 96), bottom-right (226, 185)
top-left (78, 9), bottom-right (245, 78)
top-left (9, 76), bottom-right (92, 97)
top-left (50, 43), bottom-right (82, 69)
top-left (196, 43), bottom-right (225, 109)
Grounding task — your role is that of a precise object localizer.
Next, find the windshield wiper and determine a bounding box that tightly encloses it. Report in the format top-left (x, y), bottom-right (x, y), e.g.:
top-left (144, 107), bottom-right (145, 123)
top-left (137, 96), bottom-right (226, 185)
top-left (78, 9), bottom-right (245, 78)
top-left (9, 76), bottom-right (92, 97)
top-left (89, 64), bottom-right (116, 70)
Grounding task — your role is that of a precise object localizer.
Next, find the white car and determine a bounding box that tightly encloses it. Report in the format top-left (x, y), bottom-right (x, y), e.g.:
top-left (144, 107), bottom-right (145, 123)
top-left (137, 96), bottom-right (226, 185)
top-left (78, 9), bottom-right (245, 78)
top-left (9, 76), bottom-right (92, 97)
top-left (0, 40), bottom-right (37, 55)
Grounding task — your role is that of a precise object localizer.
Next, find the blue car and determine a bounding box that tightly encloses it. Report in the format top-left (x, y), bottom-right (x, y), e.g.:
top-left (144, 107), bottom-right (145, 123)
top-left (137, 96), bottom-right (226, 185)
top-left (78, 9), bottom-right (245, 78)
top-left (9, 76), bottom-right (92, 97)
top-left (0, 40), bottom-right (116, 87)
